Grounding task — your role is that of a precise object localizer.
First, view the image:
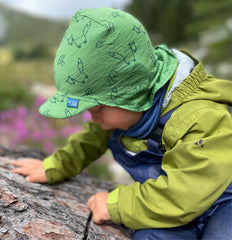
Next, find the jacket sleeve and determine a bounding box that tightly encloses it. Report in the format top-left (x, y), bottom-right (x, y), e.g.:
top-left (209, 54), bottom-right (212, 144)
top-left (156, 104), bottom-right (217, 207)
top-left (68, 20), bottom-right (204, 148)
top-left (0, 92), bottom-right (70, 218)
top-left (107, 101), bottom-right (232, 229)
top-left (43, 122), bottom-right (112, 184)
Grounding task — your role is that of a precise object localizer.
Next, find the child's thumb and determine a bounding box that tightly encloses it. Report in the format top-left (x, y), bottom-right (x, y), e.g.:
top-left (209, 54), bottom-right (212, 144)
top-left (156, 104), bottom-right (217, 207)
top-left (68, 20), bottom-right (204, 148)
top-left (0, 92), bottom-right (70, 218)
top-left (26, 175), bottom-right (40, 183)
top-left (26, 174), bottom-right (48, 183)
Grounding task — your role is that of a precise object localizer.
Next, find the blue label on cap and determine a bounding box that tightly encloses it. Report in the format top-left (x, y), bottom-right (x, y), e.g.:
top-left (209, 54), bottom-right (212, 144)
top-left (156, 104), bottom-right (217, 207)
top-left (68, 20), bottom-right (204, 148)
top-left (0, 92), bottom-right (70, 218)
top-left (67, 98), bottom-right (79, 108)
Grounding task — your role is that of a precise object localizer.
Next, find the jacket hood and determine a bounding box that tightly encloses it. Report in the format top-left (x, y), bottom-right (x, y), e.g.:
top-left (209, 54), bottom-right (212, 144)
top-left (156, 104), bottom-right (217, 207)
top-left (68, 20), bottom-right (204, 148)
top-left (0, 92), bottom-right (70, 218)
top-left (162, 56), bottom-right (232, 116)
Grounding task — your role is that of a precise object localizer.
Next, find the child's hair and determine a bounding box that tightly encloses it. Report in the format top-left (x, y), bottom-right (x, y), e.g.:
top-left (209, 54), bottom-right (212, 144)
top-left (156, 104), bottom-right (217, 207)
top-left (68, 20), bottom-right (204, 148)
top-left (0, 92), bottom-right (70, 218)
top-left (39, 8), bottom-right (177, 119)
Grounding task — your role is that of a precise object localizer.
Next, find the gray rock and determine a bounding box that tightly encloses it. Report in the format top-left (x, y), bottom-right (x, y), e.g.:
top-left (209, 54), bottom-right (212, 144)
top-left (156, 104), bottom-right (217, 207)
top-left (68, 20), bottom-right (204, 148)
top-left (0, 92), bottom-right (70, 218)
top-left (0, 146), bottom-right (132, 240)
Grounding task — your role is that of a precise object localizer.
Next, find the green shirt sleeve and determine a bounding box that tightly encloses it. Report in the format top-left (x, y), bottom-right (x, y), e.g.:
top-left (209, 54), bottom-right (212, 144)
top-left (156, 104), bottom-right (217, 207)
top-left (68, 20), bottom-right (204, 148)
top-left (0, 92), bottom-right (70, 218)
top-left (107, 100), bottom-right (232, 229)
top-left (43, 122), bottom-right (112, 184)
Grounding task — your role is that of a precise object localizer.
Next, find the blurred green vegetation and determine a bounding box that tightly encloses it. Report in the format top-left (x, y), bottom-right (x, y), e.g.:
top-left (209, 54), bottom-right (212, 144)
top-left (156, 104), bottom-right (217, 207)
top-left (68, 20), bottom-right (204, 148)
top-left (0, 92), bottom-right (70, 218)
top-left (86, 161), bottom-right (113, 181)
top-left (207, 35), bottom-right (232, 64)
top-left (0, 72), bottom-right (33, 111)
top-left (13, 44), bottom-right (52, 60)
top-left (0, 48), bottom-right (54, 111)
top-left (126, 0), bottom-right (231, 44)
top-left (0, 3), bottom-right (65, 111)
top-left (126, 0), bottom-right (232, 73)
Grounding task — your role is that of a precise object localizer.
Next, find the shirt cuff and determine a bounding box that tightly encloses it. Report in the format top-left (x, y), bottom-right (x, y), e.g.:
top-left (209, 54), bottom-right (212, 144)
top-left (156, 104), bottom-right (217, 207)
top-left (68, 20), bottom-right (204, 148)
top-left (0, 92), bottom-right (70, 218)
top-left (107, 188), bottom-right (122, 224)
top-left (43, 156), bottom-right (65, 184)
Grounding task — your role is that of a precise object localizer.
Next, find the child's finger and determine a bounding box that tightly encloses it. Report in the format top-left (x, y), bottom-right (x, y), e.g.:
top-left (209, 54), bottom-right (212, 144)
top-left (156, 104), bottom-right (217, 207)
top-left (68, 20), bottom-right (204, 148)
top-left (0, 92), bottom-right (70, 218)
top-left (12, 160), bottom-right (29, 166)
top-left (12, 158), bottom-right (39, 166)
top-left (87, 194), bottom-right (95, 209)
top-left (11, 167), bottom-right (29, 175)
top-left (11, 161), bottom-right (23, 166)
top-left (92, 213), bottom-right (104, 224)
top-left (25, 176), bottom-right (31, 182)
top-left (26, 174), bottom-right (48, 183)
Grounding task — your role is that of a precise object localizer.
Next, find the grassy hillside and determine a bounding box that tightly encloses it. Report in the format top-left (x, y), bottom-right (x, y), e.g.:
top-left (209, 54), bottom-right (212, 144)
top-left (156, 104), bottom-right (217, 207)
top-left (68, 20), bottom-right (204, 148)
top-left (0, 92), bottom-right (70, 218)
top-left (0, 3), bottom-right (71, 111)
top-left (0, 3), bottom-right (68, 47)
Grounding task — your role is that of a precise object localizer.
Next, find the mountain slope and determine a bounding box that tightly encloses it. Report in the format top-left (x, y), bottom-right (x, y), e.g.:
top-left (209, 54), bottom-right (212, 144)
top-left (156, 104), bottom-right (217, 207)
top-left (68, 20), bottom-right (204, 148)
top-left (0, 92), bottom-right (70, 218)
top-left (0, 3), bottom-right (68, 47)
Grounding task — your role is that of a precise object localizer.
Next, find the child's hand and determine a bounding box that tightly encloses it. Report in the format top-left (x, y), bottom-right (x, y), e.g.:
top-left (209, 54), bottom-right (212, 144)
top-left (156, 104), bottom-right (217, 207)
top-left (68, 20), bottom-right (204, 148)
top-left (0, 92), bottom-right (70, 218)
top-left (11, 158), bottom-right (48, 183)
top-left (87, 192), bottom-right (110, 224)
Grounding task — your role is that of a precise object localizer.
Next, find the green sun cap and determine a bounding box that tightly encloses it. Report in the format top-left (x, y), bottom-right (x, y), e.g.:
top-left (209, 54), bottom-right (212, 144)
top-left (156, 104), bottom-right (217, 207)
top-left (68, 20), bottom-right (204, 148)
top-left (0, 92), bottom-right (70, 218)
top-left (39, 7), bottom-right (177, 119)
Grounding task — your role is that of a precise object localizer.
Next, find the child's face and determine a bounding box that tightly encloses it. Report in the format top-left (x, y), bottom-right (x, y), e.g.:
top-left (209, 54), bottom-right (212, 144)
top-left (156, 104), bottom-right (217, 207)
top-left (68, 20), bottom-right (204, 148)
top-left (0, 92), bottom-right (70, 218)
top-left (88, 105), bottom-right (143, 131)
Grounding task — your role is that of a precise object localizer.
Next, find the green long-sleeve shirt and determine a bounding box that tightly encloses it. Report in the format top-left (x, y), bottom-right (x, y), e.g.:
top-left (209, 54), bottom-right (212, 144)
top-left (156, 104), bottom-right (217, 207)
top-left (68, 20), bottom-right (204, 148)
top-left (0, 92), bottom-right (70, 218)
top-left (43, 59), bottom-right (232, 229)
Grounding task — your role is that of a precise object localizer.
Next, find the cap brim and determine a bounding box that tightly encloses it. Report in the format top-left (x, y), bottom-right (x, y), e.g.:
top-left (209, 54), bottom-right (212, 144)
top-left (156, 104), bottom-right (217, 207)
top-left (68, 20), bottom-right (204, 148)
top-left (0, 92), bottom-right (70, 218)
top-left (39, 91), bottom-right (98, 119)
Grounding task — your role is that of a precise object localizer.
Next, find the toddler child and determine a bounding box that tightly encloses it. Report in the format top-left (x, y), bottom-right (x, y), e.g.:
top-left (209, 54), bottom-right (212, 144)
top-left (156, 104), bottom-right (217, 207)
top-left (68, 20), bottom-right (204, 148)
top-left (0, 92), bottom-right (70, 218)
top-left (12, 7), bottom-right (232, 240)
